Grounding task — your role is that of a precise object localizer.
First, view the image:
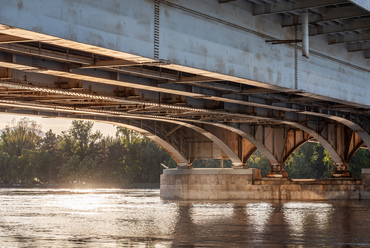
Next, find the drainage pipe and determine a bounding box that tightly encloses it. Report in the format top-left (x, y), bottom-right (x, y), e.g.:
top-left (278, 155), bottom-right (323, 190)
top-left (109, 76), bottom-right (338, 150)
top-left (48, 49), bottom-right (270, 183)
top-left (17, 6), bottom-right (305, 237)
top-left (302, 9), bottom-right (309, 58)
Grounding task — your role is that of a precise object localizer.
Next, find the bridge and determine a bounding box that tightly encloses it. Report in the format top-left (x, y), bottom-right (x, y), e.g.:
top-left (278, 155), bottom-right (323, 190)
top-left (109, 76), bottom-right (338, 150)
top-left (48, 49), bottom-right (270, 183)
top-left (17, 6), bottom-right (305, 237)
top-left (0, 0), bottom-right (369, 183)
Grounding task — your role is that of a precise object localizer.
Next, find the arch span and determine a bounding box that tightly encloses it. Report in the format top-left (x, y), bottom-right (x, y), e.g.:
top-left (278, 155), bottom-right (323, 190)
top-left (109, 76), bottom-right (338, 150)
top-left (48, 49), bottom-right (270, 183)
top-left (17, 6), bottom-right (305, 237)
top-left (0, 98), bottom-right (367, 174)
top-left (281, 128), bottom-right (313, 163)
top-left (75, 117), bottom-right (244, 167)
top-left (284, 122), bottom-right (344, 165)
top-left (102, 121), bottom-right (190, 167)
top-left (0, 101), bottom-right (244, 167)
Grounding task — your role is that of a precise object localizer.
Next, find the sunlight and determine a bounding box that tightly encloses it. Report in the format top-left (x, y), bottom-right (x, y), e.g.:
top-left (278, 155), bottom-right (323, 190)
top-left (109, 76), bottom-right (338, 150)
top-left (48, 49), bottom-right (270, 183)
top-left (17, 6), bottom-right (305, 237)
top-left (245, 203), bottom-right (274, 233)
top-left (56, 190), bottom-right (109, 213)
top-left (283, 202), bottom-right (333, 235)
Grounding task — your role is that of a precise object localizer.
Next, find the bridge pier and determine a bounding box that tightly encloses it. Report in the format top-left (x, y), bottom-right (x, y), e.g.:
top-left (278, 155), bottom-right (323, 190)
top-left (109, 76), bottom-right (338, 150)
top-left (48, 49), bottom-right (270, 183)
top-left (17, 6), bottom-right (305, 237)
top-left (332, 162), bottom-right (352, 178)
top-left (160, 168), bottom-right (370, 200)
top-left (177, 164), bottom-right (193, 169)
top-left (231, 162), bottom-right (247, 169)
top-left (267, 162), bottom-right (288, 178)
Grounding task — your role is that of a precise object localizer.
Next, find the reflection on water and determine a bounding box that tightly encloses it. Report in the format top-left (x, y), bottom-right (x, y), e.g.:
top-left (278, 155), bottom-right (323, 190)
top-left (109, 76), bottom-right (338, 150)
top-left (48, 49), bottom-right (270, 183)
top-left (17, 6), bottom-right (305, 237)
top-left (0, 188), bottom-right (369, 247)
top-left (283, 203), bottom-right (333, 236)
top-left (190, 203), bottom-right (234, 224)
top-left (246, 203), bottom-right (274, 233)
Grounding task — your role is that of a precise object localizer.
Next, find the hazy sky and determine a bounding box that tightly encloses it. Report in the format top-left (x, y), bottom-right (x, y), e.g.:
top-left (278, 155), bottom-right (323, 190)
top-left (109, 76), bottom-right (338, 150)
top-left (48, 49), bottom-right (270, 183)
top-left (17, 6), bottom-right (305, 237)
top-left (0, 113), bottom-right (118, 136)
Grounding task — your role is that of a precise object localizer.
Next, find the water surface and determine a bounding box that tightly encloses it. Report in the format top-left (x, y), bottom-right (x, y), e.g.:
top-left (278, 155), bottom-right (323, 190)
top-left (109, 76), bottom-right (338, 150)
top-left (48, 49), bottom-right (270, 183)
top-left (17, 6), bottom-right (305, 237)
top-left (0, 188), bottom-right (369, 247)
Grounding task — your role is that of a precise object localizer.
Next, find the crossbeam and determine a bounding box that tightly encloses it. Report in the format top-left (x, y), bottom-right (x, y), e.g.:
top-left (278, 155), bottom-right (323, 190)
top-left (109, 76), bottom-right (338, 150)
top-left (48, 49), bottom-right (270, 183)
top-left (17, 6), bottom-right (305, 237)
top-left (253, 0), bottom-right (348, 16)
top-left (282, 6), bottom-right (370, 27)
top-left (310, 17), bottom-right (370, 36)
top-left (329, 33), bottom-right (370, 44)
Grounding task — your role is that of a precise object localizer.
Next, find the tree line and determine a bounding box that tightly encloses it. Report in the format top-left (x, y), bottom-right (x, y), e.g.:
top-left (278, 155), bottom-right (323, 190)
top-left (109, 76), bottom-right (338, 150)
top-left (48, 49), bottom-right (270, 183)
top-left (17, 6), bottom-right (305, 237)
top-left (0, 118), bottom-right (175, 185)
top-left (0, 118), bottom-right (369, 186)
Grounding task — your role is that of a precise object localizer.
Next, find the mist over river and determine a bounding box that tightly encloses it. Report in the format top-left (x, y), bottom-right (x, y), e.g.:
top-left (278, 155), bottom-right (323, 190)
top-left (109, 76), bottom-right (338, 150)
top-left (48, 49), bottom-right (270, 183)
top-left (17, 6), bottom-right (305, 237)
top-left (0, 188), bottom-right (369, 247)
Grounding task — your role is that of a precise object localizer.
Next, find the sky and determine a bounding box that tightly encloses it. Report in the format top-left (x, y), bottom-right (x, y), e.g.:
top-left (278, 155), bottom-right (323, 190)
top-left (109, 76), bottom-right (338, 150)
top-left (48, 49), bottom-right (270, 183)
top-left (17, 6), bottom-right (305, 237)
top-left (0, 113), bottom-right (118, 136)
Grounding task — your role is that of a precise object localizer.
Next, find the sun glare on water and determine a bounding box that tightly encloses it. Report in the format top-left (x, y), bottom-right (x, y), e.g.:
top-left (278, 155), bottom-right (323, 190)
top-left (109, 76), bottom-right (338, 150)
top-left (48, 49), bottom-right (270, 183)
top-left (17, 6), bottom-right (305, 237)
top-left (56, 189), bottom-right (112, 214)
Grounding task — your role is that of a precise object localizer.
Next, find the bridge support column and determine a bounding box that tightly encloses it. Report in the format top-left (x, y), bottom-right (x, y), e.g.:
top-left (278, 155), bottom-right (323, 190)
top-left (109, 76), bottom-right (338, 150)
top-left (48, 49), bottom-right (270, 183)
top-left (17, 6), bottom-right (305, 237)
top-left (232, 162), bottom-right (247, 169)
top-left (177, 162), bottom-right (193, 169)
top-left (317, 123), bottom-right (363, 178)
top-left (332, 162), bottom-right (352, 177)
top-left (267, 162), bottom-right (288, 178)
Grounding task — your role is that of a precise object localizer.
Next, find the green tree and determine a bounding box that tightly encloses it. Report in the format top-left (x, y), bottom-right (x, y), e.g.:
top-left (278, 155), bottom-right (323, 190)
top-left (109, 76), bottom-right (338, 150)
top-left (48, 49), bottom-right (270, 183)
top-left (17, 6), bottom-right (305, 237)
top-left (78, 156), bottom-right (100, 183)
top-left (322, 149), bottom-right (335, 178)
top-left (349, 148), bottom-right (370, 178)
top-left (0, 151), bottom-right (16, 183)
top-left (0, 118), bottom-right (42, 156)
top-left (115, 127), bottom-right (176, 184)
top-left (139, 138), bottom-right (176, 183)
top-left (40, 129), bottom-right (62, 183)
top-left (41, 129), bottom-right (58, 154)
top-left (116, 127), bottom-right (143, 183)
top-left (122, 138), bottom-right (142, 183)
top-left (100, 136), bottom-right (126, 183)
top-left (285, 143), bottom-right (324, 179)
top-left (246, 150), bottom-right (271, 177)
top-left (56, 121), bottom-right (105, 183)
top-left (58, 131), bottom-right (78, 159)
top-left (68, 120), bottom-right (102, 159)
top-left (18, 149), bottom-right (40, 184)
top-left (59, 155), bottom-right (81, 183)
top-left (116, 127), bottom-right (142, 145)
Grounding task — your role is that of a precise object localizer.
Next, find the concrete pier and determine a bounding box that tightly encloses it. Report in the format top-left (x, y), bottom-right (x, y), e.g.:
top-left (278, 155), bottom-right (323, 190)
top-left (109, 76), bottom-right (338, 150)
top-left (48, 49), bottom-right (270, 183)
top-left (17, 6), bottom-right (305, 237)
top-left (160, 168), bottom-right (370, 200)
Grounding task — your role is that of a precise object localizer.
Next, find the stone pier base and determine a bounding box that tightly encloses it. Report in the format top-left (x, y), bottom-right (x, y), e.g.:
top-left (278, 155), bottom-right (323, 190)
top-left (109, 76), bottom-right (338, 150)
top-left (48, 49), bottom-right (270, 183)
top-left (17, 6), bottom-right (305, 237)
top-left (160, 168), bottom-right (370, 200)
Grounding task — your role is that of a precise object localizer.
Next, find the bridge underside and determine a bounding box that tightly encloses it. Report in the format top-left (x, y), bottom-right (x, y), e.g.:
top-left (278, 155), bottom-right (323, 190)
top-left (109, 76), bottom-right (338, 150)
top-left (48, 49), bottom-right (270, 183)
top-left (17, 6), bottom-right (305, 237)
top-left (0, 0), bottom-right (369, 178)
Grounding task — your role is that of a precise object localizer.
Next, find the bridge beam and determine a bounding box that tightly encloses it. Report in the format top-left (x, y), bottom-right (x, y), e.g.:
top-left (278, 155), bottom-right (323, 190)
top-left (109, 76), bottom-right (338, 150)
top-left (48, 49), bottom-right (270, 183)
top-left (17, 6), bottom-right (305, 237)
top-left (0, 99), bottom-right (367, 178)
top-left (0, 47), bottom-right (369, 156)
top-left (117, 119), bottom-right (244, 168)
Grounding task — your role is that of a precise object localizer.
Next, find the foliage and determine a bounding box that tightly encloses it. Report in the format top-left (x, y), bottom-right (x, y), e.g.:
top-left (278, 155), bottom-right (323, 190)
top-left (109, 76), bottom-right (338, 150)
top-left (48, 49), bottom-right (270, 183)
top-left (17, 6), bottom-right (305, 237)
top-left (0, 118), bottom-right (175, 185)
top-left (349, 148), bottom-right (370, 178)
top-left (0, 118), bottom-right (42, 156)
top-left (283, 142), bottom-right (368, 179)
top-left (0, 118), bottom-right (369, 185)
top-left (246, 150), bottom-right (270, 177)
top-left (285, 142), bottom-right (326, 179)
top-left (192, 159), bottom-right (232, 168)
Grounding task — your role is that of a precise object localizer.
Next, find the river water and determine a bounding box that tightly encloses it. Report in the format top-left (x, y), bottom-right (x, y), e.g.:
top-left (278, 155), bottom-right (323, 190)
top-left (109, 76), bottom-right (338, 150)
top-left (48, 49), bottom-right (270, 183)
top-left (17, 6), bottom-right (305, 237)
top-left (0, 188), bottom-right (369, 247)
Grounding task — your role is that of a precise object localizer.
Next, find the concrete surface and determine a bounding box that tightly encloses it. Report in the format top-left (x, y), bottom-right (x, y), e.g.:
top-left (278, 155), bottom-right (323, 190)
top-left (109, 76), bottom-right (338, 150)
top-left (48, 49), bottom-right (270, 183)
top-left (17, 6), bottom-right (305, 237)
top-left (160, 168), bottom-right (370, 200)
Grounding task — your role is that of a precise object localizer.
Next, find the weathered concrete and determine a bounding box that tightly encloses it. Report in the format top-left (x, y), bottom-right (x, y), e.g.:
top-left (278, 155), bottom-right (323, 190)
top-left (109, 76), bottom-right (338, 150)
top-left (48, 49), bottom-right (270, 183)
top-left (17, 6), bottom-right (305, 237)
top-left (362, 168), bottom-right (370, 186)
top-left (160, 168), bottom-right (370, 200)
